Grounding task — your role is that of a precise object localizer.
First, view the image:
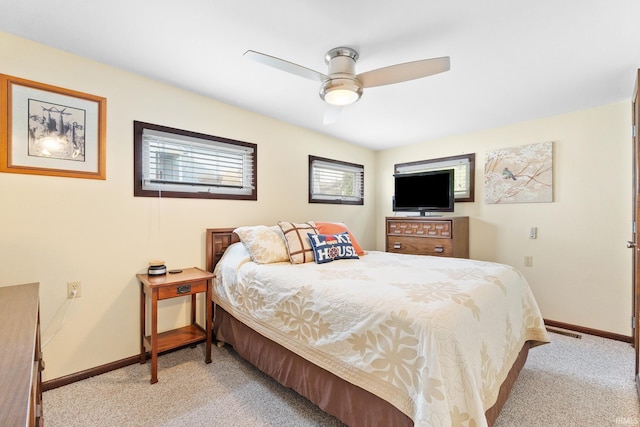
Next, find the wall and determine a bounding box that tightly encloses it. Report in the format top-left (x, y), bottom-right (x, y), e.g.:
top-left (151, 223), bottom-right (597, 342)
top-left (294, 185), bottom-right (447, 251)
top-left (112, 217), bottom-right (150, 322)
top-left (1, 30), bottom-right (632, 383)
top-left (0, 32), bottom-right (377, 381)
top-left (376, 101), bottom-right (633, 336)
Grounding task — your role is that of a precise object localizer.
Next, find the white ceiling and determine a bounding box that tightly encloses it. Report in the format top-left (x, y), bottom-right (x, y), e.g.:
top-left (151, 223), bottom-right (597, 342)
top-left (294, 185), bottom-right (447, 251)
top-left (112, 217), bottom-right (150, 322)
top-left (1, 1), bottom-right (639, 151)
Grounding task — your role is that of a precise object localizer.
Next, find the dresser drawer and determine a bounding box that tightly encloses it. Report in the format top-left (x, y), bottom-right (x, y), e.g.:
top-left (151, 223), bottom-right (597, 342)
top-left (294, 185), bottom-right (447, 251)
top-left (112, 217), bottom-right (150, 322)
top-left (385, 216), bottom-right (469, 258)
top-left (387, 220), bottom-right (453, 238)
top-left (157, 280), bottom-right (207, 299)
top-left (387, 236), bottom-right (453, 256)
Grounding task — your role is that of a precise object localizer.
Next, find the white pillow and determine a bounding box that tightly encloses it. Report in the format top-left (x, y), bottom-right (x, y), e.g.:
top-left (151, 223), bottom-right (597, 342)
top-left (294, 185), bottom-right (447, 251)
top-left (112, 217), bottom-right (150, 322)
top-left (233, 225), bottom-right (289, 264)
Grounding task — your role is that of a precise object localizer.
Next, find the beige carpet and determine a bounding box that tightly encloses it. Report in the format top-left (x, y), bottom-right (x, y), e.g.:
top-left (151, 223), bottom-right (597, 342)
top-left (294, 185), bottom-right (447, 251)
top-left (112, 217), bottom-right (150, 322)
top-left (44, 331), bottom-right (639, 426)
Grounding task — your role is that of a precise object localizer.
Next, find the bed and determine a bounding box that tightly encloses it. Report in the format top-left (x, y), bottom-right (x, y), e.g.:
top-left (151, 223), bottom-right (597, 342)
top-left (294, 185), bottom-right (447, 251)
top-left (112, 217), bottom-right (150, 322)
top-left (205, 224), bottom-right (549, 427)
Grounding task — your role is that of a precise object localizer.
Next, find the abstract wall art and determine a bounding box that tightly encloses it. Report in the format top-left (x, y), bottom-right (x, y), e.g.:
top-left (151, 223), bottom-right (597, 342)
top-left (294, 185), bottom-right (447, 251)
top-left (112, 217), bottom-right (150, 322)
top-left (484, 141), bottom-right (553, 204)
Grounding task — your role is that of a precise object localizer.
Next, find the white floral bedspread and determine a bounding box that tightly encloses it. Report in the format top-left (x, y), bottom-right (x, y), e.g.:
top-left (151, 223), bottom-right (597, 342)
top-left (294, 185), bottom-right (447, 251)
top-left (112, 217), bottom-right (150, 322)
top-left (213, 243), bottom-right (549, 427)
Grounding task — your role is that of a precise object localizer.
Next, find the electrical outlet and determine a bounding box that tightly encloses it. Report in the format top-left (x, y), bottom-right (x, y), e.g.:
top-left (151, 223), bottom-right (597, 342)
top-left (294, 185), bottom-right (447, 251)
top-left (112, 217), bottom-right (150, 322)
top-left (524, 256), bottom-right (533, 267)
top-left (67, 281), bottom-right (81, 299)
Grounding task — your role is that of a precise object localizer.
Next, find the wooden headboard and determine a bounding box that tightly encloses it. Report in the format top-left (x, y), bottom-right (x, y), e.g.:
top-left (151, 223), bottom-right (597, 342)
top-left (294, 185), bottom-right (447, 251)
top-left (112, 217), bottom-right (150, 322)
top-left (205, 228), bottom-right (240, 273)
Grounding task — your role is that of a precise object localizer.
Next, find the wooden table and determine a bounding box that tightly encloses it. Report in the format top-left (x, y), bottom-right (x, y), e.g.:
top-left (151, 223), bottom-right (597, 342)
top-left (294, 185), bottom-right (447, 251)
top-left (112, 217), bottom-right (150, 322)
top-left (137, 267), bottom-right (213, 384)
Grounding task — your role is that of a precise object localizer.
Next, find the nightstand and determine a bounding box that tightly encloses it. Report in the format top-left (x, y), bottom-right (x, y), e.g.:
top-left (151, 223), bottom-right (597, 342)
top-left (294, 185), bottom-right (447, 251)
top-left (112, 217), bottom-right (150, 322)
top-left (137, 267), bottom-right (214, 384)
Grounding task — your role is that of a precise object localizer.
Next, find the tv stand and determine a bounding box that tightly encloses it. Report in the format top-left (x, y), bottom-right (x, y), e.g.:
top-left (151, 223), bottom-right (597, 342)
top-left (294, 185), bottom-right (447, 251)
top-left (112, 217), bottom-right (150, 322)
top-left (418, 212), bottom-right (443, 217)
top-left (386, 216), bottom-right (469, 258)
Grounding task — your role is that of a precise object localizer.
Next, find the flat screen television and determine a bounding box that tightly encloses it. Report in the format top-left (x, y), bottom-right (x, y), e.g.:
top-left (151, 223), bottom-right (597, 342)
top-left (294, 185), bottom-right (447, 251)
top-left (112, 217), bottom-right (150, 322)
top-left (393, 169), bottom-right (455, 216)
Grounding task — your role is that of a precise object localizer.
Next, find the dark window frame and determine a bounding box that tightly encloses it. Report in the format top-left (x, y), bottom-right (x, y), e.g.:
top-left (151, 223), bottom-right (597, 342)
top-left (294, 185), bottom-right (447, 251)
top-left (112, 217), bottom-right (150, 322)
top-left (394, 153), bottom-right (475, 202)
top-left (308, 155), bottom-right (364, 205)
top-left (133, 121), bottom-right (257, 200)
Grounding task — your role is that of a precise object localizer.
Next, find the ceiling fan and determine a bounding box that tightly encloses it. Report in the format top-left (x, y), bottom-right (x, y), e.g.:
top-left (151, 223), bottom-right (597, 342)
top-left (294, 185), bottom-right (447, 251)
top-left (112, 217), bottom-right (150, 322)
top-left (244, 47), bottom-right (450, 123)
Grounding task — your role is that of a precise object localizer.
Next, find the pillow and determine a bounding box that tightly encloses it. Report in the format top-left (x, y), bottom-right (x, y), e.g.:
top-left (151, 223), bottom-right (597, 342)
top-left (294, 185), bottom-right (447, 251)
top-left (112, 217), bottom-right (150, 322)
top-left (233, 225), bottom-right (289, 264)
top-left (315, 221), bottom-right (365, 255)
top-left (307, 232), bottom-right (359, 264)
top-left (278, 221), bottom-right (318, 264)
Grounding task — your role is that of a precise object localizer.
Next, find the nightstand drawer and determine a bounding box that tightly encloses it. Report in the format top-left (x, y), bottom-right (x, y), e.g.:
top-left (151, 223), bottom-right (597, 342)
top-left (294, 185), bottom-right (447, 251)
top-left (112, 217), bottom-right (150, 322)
top-left (387, 236), bottom-right (453, 256)
top-left (157, 280), bottom-right (207, 299)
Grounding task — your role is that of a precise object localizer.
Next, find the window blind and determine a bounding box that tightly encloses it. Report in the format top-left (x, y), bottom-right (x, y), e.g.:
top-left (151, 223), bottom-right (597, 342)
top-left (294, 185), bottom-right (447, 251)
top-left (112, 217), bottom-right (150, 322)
top-left (141, 128), bottom-right (255, 196)
top-left (310, 157), bottom-right (364, 203)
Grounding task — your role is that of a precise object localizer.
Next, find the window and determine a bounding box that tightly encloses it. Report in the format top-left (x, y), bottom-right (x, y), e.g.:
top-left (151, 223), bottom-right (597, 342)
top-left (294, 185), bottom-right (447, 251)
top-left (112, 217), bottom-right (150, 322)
top-left (134, 121), bottom-right (257, 200)
top-left (309, 155), bottom-right (364, 205)
top-left (394, 153), bottom-right (475, 202)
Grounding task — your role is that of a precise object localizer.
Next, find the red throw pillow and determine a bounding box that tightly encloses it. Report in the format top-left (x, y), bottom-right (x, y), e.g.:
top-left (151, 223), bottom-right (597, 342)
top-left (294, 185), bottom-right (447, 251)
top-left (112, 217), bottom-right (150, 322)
top-left (315, 222), bottom-right (365, 255)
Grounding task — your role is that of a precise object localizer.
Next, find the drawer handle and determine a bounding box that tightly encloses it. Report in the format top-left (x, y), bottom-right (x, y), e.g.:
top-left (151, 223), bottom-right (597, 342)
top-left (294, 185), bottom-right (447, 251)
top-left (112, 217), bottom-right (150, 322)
top-left (177, 285), bottom-right (191, 294)
top-left (434, 246), bottom-right (444, 253)
top-left (393, 243), bottom-right (401, 249)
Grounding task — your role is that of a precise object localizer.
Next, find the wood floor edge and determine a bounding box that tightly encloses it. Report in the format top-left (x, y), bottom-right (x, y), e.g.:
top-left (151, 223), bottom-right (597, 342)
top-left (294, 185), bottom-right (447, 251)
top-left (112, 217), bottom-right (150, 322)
top-left (42, 343), bottom-right (204, 392)
top-left (543, 319), bottom-right (632, 343)
top-left (43, 355), bottom-right (140, 391)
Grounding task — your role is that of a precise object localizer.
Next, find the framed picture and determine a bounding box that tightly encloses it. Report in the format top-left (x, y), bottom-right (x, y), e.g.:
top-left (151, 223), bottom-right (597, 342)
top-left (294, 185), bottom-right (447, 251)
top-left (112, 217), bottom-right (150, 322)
top-left (0, 74), bottom-right (106, 179)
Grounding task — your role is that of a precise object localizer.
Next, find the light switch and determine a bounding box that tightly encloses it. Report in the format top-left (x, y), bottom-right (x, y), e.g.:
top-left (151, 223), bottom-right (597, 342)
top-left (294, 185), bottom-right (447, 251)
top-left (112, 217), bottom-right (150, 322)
top-left (529, 227), bottom-right (537, 239)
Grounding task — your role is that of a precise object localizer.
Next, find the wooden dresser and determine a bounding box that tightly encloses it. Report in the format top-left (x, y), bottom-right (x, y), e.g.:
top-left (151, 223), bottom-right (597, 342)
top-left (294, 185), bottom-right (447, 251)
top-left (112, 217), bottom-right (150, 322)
top-left (386, 216), bottom-right (469, 258)
top-left (0, 282), bottom-right (43, 426)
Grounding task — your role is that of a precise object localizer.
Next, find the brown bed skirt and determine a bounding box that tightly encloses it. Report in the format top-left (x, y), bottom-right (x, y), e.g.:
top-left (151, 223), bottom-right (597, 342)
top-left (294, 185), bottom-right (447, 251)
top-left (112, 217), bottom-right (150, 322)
top-left (213, 305), bottom-right (530, 427)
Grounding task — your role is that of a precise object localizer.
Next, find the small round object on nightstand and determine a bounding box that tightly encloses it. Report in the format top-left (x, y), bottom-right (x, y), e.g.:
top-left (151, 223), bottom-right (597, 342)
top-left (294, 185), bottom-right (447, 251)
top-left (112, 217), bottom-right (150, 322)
top-left (148, 260), bottom-right (167, 276)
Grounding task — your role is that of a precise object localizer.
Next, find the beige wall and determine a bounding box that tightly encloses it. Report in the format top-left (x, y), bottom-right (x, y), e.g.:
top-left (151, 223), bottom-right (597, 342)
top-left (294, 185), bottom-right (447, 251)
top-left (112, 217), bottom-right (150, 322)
top-left (0, 32), bottom-right (377, 381)
top-left (1, 31), bottom-right (633, 382)
top-left (376, 101), bottom-right (633, 336)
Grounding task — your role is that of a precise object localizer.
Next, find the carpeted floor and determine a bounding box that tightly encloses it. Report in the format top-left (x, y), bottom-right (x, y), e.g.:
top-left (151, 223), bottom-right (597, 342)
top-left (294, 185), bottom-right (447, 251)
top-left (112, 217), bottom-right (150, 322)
top-left (493, 331), bottom-right (639, 427)
top-left (43, 330), bottom-right (639, 426)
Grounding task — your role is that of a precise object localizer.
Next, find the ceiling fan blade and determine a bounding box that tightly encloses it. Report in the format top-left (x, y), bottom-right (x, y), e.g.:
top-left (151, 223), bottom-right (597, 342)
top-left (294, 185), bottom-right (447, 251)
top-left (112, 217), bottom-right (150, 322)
top-left (244, 50), bottom-right (327, 82)
top-left (358, 56), bottom-right (450, 88)
top-left (323, 104), bottom-right (343, 125)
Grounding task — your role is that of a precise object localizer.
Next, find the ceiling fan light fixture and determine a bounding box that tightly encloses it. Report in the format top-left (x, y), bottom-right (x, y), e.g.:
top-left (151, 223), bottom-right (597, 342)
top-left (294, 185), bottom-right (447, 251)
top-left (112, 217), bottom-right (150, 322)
top-left (320, 78), bottom-right (363, 106)
top-left (324, 88), bottom-right (359, 106)
top-left (246, 46), bottom-right (450, 116)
